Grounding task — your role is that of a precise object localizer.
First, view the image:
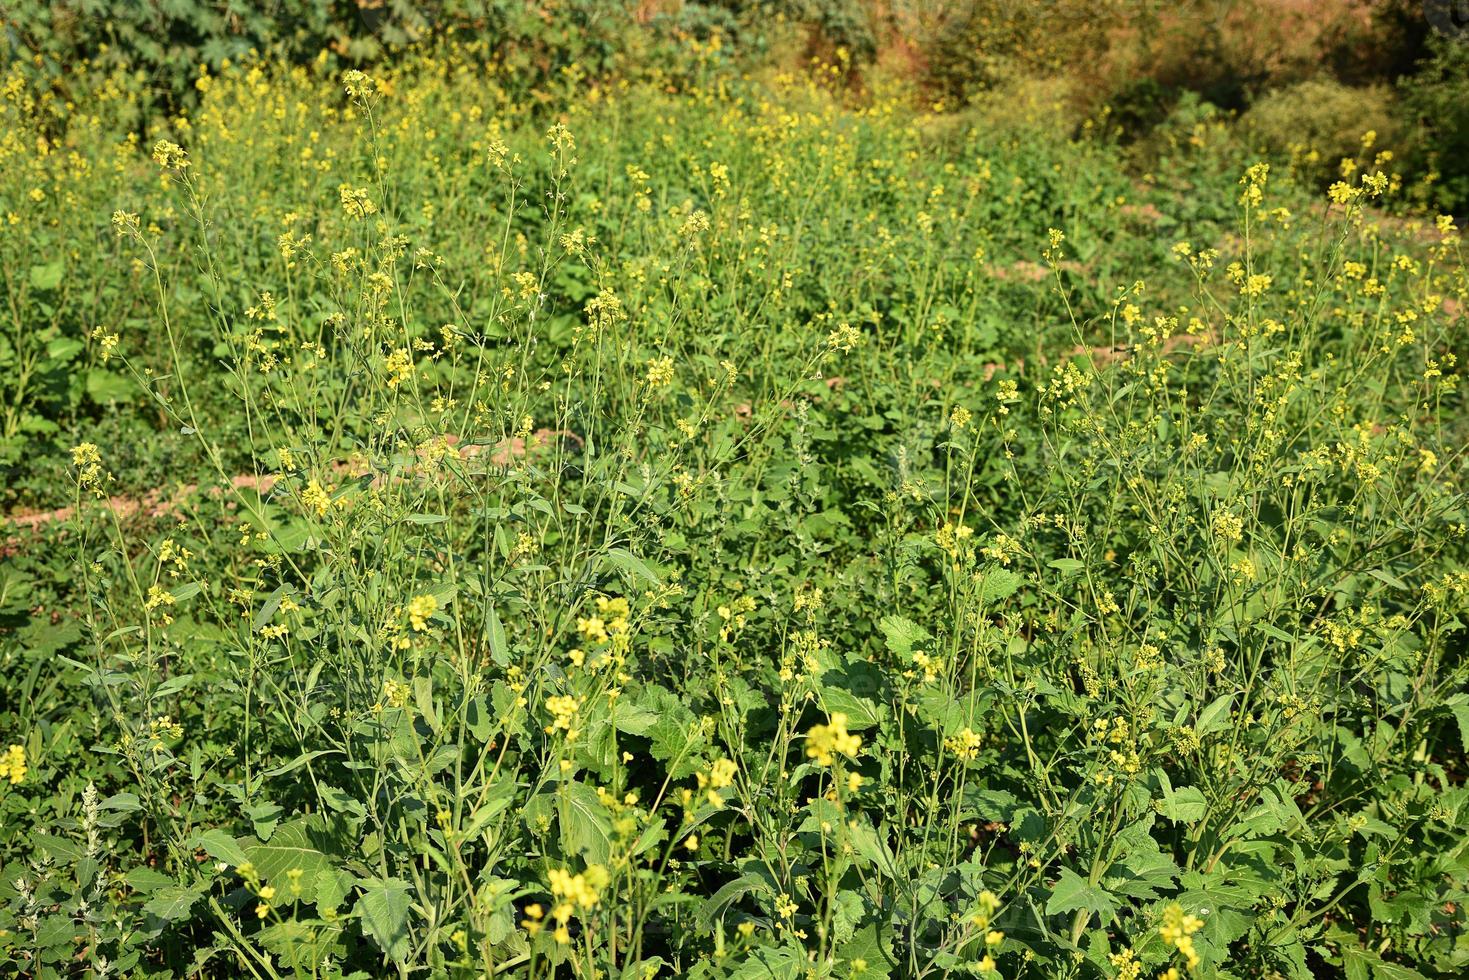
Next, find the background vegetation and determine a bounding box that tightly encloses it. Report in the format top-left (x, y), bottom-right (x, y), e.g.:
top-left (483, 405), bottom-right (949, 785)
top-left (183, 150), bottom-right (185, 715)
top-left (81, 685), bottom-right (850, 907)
top-left (1, 2), bottom-right (1466, 978)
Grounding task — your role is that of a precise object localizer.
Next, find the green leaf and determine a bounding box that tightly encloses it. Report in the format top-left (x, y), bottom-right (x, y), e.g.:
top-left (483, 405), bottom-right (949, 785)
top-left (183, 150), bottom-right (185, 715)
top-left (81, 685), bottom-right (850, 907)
top-left (485, 603), bottom-right (508, 665)
top-left (1446, 695), bottom-right (1469, 754)
top-left (86, 369), bottom-right (134, 404)
top-left (319, 786), bottom-right (367, 820)
top-left (611, 698), bottom-right (660, 736)
top-left (101, 792), bottom-right (142, 812)
top-left (820, 685), bottom-right (882, 731)
top-left (46, 337), bottom-right (84, 362)
top-left (1158, 785), bottom-right (1209, 824)
top-left (461, 779), bottom-right (517, 840)
top-left (32, 915), bottom-right (75, 951)
top-left (465, 696), bottom-right (494, 741)
top-left (315, 869), bottom-right (354, 913)
top-left (698, 873), bottom-right (768, 927)
top-left (1366, 568), bottom-right (1409, 591)
top-left (154, 672), bottom-right (194, 697)
top-left (730, 942), bottom-right (805, 979)
top-left (239, 815), bottom-right (347, 884)
top-left (980, 567), bottom-right (1023, 603)
top-left (257, 918), bottom-right (344, 971)
top-left (1340, 946), bottom-right (1374, 980)
top-left (194, 828), bottom-right (250, 868)
top-left (838, 922), bottom-right (897, 979)
top-left (1195, 694), bottom-right (1233, 735)
top-left (1044, 868), bottom-right (1119, 923)
top-left (879, 615), bottom-right (929, 658)
top-left (604, 547), bottom-right (660, 587)
top-left (846, 820), bottom-right (898, 877)
top-left (413, 676), bottom-right (440, 733)
top-left (260, 750), bottom-right (335, 779)
top-left (125, 868), bottom-right (174, 893)
top-left (558, 780), bottom-right (613, 863)
top-left (171, 582), bottom-right (203, 604)
top-left (355, 877), bottom-right (414, 965)
top-left (1048, 558), bottom-right (1086, 574)
top-left (252, 584), bottom-right (288, 631)
top-left (246, 802), bottom-right (284, 840)
top-left (142, 885), bottom-right (203, 922)
top-left (29, 260), bottom-right (65, 291)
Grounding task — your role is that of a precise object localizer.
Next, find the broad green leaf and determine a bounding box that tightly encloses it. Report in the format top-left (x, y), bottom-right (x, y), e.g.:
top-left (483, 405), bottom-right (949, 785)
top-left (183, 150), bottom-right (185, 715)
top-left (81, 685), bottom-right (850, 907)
top-left (838, 922), bottom-right (896, 979)
top-left (356, 877), bottom-right (414, 965)
top-left (1158, 785), bottom-right (1208, 824)
top-left (846, 820), bottom-right (898, 877)
top-left (143, 885), bottom-right (203, 922)
top-left (820, 686), bottom-right (882, 731)
top-left (125, 868), bottom-right (174, 892)
top-left (246, 802), bottom-right (284, 840)
top-left (611, 698), bottom-right (660, 736)
top-left (46, 336), bottom-right (83, 361)
top-left (878, 615), bottom-right (929, 658)
top-left (194, 828), bottom-right (250, 868)
top-left (86, 369), bottom-right (134, 404)
top-left (559, 780), bottom-right (613, 863)
top-left (1045, 867), bottom-right (1119, 923)
top-left (239, 815), bottom-right (348, 884)
top-left (29, 260), bottom-right (65, 291)
top-left (980, 567), bottom-right (1023, 603)
top-left (1195, 694), bottom-right (1233, 735)
top-left (315, 868), bottom-right (354, 913)
top-left (730, 942), bottom-right (805, 979)
top-left (257, 918), bottom-right (345, 970)
top-left (1446, 695), bottom-right (1469, 754)
top-left (698, 873), bottom-right (768, 926)
top-left (101, 793), bottom-right (142, 812)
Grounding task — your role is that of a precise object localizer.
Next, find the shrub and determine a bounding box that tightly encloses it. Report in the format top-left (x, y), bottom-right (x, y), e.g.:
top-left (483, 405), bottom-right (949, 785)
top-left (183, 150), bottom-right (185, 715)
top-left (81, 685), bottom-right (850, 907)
top-left (1241, 78), bottom-right (1401, 184)
top-left (1398, 35), bottom-right (1469, 213)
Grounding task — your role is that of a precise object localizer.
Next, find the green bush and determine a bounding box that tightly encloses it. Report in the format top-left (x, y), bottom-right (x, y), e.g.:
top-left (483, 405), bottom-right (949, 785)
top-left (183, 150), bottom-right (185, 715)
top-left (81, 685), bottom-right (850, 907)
top-left (1241, 78), bottom-right (1400, 184)
top-left (0, 0), bottom-right (754, 112)
top-left (1398, 35), bottom-right (1469, 213)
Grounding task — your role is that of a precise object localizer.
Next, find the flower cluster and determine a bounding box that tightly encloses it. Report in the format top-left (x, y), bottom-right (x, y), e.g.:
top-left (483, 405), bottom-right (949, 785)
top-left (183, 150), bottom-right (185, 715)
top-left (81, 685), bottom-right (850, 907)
top-left (805, 713), bottom-right (862, 766)
top-left (577, 595), bottom-right (631, 651)
top-left (695, 757), bottom-right (739, 806)
top-left (525, 864), bottom-right (611, 944)
top-left (944, 727), bottom-right (983, 760)
top-left (1158, 902), bottom-right (1204, 972)
top-left (407, 594), bottom-right (438, 632)
top-left (0, 744), bottom-right (25, 785)
top-left (71, 442), bottom-right (104, 492)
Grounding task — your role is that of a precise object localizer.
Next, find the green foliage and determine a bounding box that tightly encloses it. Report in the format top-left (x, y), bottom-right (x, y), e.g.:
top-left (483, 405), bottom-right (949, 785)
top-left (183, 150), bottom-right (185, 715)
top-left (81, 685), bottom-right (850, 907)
top-left (1398, 36), bottom-right (1469, 214)
top-left (1242, 78), bottom-right (1401, 183)
top-left (0, 0), bottom-right (754, 113)
top-left (0, 37), bottom-right (1467, 980)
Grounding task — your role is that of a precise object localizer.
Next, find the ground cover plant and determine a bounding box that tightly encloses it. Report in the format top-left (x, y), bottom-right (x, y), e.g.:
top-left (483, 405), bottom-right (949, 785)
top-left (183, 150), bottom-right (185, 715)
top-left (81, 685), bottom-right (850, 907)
top-left (1, 21), bottom-right (1468, 980)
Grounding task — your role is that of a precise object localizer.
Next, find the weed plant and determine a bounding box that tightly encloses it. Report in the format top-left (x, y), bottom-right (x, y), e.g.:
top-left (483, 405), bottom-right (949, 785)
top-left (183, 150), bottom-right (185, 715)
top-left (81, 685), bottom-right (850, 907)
top-left (0, 51), bottom-right (1466, 980)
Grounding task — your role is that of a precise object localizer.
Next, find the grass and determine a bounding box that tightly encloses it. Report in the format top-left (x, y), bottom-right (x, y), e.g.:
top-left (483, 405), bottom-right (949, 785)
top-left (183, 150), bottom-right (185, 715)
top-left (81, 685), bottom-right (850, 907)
top-left (1, 49), bottom-right (1467, 980)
